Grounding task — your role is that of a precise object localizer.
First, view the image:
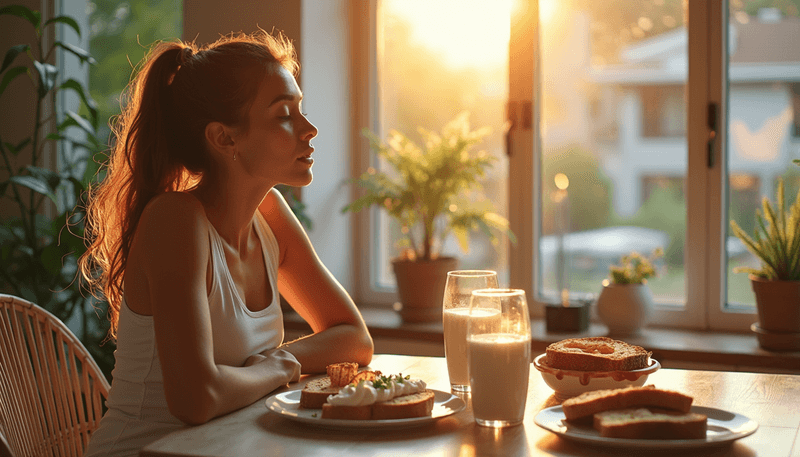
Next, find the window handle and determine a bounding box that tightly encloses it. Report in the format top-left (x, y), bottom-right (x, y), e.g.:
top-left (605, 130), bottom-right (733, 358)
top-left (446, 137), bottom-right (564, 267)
top-left (707, 102), bottom-right (719, 168)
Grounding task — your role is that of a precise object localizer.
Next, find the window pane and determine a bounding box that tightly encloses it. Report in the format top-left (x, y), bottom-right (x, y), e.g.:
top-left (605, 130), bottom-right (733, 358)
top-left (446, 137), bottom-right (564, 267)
top-left (726, 2), bottom-right (800, 308)
top-left (538, 0), bottom-right (687, 305)
top-left (88, 0), bottom-right (183, 145)
top-left (376, 0), bottom-right (511, 288)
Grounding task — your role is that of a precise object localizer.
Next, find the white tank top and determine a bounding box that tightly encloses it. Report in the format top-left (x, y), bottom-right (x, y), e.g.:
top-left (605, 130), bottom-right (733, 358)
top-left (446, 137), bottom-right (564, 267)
top-left (84, 211), bottom-right (284, 456)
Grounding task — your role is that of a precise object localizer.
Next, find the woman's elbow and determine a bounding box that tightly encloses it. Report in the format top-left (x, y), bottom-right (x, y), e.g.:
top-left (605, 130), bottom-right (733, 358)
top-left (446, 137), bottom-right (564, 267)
top-left (165, 384), bottom-right (218, 425)
top-left (355, 326), bottom-right (374, 366)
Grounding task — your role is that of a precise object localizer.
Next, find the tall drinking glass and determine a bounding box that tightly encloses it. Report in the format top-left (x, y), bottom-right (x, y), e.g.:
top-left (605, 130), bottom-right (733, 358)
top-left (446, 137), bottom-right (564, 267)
top-left (467, 288), bottom-right (531, 428)
top-left (442, 270), bottom-right (499, 392)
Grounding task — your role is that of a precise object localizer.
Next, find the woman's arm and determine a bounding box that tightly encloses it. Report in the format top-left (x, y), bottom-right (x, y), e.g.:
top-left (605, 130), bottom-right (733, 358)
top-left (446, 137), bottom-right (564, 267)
top-left (132, 192), bottom-right (300, 425)
top-left (259, 189), bottom-right (374, 372)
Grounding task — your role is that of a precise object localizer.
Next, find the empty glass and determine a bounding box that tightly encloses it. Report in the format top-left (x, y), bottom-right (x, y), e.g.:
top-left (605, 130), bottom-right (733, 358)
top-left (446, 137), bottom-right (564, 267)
top-left (467, 288), bottom-right (531, 428)
top-left (442, 270), bottom-right (499, 392)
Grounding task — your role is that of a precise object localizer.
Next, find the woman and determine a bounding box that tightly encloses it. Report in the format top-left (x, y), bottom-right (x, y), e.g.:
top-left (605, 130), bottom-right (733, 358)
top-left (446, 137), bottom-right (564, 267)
top-left (80, 30), bottom-right (373, 456)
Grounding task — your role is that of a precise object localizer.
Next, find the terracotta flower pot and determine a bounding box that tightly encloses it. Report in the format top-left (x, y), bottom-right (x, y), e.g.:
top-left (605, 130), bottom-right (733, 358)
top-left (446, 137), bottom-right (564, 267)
top-left (750, 275), bottom-right (800, 334)
top-left (595, 283), bottom-right (654, 336)
top-left (392, 257), bottom-right (459, 323)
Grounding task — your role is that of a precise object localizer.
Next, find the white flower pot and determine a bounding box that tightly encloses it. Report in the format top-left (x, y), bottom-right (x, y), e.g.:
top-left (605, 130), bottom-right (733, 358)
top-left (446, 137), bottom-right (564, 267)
top-left (595, 283), bottom-right (654, 335)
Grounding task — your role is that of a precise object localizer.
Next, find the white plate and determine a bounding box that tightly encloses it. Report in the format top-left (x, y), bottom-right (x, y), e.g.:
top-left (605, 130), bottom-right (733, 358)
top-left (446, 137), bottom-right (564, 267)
top-left (534, 405), bottom-right (758, 449)
top-left (265, 389), bottom-right (465, 429)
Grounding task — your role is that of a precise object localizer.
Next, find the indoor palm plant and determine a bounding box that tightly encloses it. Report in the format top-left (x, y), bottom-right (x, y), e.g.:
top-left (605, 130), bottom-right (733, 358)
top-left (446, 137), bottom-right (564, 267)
top-left (596, 248), bottom-right (663, 335)
top-left (729, 160), bottom-right (800, 349)
top-left (0, 5), bottom-right (113, 377)
top-left (343, 112), bottom-right (512, 322)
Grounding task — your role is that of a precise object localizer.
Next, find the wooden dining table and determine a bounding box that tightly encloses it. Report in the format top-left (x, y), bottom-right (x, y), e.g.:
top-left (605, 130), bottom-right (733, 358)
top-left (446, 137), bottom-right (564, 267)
top-left (140, 353), bottom-right (800, 457)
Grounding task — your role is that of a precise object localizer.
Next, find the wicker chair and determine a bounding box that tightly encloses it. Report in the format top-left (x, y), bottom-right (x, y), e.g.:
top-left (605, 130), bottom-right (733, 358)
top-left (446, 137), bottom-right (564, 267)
top-left (0, 294), bottom-right (110, 457)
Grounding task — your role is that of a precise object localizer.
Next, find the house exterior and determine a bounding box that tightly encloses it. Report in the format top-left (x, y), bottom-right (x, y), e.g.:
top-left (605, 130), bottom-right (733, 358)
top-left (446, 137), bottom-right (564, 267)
top-left (587, 8), bottom-right (800, 217)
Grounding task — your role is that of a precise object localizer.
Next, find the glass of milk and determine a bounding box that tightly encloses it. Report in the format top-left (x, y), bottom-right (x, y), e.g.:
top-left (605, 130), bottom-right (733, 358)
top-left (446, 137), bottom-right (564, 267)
top-left (442, 270), bottom-right (499, 392)
top-left (467, 288), bottom-right (531, 428)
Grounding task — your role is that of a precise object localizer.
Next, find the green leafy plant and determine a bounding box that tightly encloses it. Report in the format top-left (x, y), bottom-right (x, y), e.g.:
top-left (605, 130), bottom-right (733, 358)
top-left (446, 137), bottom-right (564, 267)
top-left (729, 161), bottom-right (800, 281)
top-left (0, 5), bottom-right (112, 377)
top-left (608, 248), bottom-right (664, 284)
top-left (342, 112), bottom-right (513, 261)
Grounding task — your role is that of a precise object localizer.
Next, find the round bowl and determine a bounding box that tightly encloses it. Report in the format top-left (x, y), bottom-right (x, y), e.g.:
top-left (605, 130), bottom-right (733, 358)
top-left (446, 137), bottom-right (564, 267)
top-left (533, 353), bottom-right (660, 401)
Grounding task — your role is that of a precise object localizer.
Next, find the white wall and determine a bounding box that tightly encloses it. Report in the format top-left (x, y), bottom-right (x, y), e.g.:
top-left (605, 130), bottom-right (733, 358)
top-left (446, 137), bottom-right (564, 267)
top-left (183, 0), bottom-right (354, 291)
top-left (301, 0), bottom-right (353, 291)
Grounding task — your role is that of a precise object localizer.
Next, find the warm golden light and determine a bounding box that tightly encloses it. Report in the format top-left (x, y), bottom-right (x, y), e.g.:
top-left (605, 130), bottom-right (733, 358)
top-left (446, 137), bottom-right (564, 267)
top-left (539, 0), bottom-right (557, 24)
top-left (554, 172), bottom-right (569, 190)
top-left (386, 0), bottom-right (514, 69)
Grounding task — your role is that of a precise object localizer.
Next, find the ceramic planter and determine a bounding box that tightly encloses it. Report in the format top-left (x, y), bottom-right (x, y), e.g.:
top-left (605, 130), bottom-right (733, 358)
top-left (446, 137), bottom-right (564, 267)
top-left (392, 257), bottom-right (458, 323)
top-left (595, 283), bottom-right (654, 335)
top-left (750, 275), bottom-right (800, 334)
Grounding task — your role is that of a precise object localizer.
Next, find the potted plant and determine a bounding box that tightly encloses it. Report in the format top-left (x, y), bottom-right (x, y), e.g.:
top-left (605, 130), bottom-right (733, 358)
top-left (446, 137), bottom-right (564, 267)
top-left (343, 112), bottom-right (513, 322)
top-left (595, 248), bottom-right (663, 335)
top-left (730, 160), bottom-right (800, 350)
top-left (0, 5), bottom-right (114, 376)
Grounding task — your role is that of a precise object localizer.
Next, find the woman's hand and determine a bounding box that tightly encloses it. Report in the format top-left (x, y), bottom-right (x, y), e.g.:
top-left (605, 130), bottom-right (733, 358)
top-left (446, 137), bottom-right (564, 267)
top-left (245, 347), bottom-right (301, 384)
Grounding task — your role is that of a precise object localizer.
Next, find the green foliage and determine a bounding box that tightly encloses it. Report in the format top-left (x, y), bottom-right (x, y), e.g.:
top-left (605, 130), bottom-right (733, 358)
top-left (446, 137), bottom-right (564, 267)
top-left (609, 248), bottom-right (663, 285)
top-left (88, 0), bottom-right (183, 144)
top-left (0, 4), bottom-right (112, 379)
top-left (542, 145), bottom-right (612, 234)
top-left (614, 184), bottom-right (685, 266)
top-left (343, 112), bottom-right (513, 261)
top-left (730, 163), bottom-right (800, 281)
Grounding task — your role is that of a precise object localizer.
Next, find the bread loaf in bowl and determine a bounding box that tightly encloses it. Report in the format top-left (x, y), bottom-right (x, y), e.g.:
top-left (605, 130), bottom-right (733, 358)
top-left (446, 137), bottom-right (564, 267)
top-left (545, 337), bottom-right (651, 372)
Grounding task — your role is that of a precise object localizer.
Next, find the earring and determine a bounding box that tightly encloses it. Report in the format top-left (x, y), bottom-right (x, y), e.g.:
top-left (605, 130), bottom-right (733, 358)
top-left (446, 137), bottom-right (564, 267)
top-left (233, 152), bottom-right (237, 161)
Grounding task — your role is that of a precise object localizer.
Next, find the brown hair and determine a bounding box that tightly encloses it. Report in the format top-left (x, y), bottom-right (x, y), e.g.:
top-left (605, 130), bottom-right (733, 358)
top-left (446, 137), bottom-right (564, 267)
top-left (80, 30), bottom-right (298, 339)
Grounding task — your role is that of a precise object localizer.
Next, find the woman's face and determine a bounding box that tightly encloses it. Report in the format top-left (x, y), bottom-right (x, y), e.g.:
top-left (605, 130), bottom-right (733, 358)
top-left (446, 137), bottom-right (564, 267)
top-left (232, 64), bottom-right (318, 187)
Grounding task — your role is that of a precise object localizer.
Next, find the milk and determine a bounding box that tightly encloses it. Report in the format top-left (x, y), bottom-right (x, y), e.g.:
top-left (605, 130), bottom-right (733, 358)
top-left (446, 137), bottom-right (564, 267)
top-left (443, 308), bottom-right (501, 389)
top-left (468, 333), bottom-right (531, 426)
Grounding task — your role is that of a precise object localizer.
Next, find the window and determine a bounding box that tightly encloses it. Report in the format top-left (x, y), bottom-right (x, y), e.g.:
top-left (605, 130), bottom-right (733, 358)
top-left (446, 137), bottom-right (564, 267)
top-left (641, 86), bottom-right (687, 138)
top-left (355, 0), bottom-right (798, 331)
top-left (792, 82), bottom-right (800, 138)
top-left (355, 0), bottom-right (512, 304)
top-left (725, 3), bottom-right (800, 315)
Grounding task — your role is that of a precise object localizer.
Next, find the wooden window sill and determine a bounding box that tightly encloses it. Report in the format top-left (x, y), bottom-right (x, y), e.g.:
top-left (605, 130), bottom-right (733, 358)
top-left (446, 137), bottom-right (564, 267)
top-left (283, 307), bottom-right (800, 374)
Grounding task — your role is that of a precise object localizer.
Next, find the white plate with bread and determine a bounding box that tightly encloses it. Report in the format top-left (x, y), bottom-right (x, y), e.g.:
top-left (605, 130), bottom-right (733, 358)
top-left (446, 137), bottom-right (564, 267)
top-left (534, 385), bottom-right (758, 449)
top-left (266, 388), bottom-right (465, 429)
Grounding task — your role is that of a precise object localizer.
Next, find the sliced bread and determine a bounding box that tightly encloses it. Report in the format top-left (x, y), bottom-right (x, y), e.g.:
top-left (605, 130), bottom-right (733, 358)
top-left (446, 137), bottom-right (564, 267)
top-left (321, 390), bottom-right (435, 420)
top-left (300, 369), bottom-right (380, 409)
top-left (545, 337), bottom-right (651, 372)
top-left (299, 377), bottom-right (340, 409)
top-left (593, 408), bottom-right (708, 439)
top-left (561, 385), bottom-right (693, 420)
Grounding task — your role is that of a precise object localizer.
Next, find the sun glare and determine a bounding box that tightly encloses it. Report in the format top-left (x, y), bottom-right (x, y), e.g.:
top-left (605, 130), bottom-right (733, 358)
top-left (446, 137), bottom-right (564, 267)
top-left (386, 0), bottom-right (515, 70)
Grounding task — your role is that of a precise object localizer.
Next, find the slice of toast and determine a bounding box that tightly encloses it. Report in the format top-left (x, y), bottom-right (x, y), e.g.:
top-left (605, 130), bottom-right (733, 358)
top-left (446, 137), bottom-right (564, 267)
top-left (561, 385), bottom-right (693, 421)
top-left (593, 408), bottom-right (708, 439)
top-left (299, 377), bottom-right (340, 409)
top-left (321, 390), bottom-right (435, 420)
top-left (545, 337), bottom-right (651, 372)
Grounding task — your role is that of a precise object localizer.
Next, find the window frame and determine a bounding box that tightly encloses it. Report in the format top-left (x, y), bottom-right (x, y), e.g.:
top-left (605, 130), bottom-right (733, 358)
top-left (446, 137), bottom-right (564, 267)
top-left (352, 0), bottom-right (759, 331)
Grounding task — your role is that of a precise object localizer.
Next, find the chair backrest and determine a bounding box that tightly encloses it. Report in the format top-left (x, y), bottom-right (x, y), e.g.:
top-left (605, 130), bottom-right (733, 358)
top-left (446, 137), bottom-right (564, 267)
top-left (0, 294), bottom-right (110, 457)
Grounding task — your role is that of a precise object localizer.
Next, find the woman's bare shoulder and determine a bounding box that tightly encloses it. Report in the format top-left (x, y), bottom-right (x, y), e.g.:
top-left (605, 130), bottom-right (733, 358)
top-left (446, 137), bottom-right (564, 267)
top-left (142, 191), bottom-right (206, 220)
top-left (134, 192), bottom-right (209, 248)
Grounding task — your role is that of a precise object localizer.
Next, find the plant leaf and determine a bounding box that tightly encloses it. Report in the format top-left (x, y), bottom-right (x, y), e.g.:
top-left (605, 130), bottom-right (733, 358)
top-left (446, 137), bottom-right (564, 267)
top-left (45, 16), bottom-right (81, 38)
top-left (59, 78), bottom-right (98, 127)
top-left (55, 41), bottom-right (97, 65)
top-left (0, 5), bottom-right (41, 29)
top-left (10, 175), bottom-right (56, 203)
top-left (0, 66), bottom-right (29, 98)
top-left (1, 44), bottom-right (30, 74)
top-left (32, 60), bottom-right (58, 97)
top-left (4, 137), bottom-right (31, 155)
top-left (63, 110), bottom-right (96, 136)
